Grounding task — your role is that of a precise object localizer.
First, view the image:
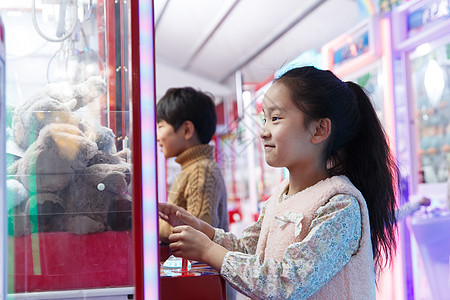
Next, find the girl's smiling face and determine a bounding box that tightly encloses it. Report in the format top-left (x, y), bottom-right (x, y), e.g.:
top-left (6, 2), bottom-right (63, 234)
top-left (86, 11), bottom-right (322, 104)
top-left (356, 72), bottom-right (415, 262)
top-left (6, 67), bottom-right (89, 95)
top-left (260, 82), bottom-right (318, 171)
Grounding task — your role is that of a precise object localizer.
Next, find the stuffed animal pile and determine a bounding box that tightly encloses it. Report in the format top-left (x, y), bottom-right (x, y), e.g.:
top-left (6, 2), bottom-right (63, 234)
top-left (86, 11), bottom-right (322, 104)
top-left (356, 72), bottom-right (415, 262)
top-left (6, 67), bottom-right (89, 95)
top-left (6, 76), bottom-right (132, 236)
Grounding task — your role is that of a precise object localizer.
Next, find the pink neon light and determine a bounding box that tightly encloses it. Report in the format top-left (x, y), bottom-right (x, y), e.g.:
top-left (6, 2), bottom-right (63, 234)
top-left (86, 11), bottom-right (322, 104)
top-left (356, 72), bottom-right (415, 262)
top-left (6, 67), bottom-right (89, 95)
top-left (380, 17), bottom-right (397, 156)
top-left (376, 16), bottom-right (404, 300)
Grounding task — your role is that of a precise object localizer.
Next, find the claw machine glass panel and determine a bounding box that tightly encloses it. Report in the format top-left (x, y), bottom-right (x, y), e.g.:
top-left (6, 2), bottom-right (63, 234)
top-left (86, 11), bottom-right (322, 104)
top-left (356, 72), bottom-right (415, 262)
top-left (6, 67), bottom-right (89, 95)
top-left (409, 43), bottom-right (450, 184)
top-left (393, 0), bottom-right (450, 190)
top-left (1, 0), bottom-right (159, 298)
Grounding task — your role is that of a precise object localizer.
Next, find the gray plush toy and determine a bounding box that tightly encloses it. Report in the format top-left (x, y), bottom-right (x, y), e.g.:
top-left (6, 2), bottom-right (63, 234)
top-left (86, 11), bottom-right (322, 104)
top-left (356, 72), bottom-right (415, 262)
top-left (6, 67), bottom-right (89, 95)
top-left (11, 76), bottom-right (107, 151)
top-left (9, 123), bottom-right (99, 194)
top-left (65, 160), bottom-right (132, 235)
top-left (7, 77), bottom-right (132, 236)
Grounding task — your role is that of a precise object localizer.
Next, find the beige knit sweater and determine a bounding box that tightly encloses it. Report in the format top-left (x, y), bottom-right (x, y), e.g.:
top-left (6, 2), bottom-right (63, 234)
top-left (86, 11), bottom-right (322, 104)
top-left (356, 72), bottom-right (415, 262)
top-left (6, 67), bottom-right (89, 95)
top-left (159, 144), bottom-right (229, 243)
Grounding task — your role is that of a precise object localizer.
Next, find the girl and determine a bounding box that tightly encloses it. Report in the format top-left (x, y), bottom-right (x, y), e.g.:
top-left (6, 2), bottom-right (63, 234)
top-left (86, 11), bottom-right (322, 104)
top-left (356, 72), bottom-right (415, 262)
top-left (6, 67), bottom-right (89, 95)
top-left (159, 66), bottom-right (398, 299)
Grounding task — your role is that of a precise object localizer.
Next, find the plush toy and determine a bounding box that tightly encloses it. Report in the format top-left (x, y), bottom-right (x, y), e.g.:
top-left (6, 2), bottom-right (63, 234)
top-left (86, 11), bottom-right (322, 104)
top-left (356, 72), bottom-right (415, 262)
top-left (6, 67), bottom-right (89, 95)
top-left (11, 76), bottom-right (107, 151)
top-left (7, 77), bottom-right (132, 236)
top-left (9, 128), bottom-right (132, 236)
top-left (45, 76), bottom-right (107, 111)
top-left (64, 159), bottom-right (132, 234)
top-left (9, 123), bottom-right (99, 193)
top-left (93, 125), bottom-right (116, 153)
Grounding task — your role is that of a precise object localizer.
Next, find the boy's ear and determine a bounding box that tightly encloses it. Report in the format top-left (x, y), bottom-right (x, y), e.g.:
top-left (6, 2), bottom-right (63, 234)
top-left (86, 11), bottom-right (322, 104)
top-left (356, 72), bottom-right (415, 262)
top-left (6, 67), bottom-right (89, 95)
top-left (311, 118), bottom-right (331, 144)
top-left (182, 120), bottom-right (196, 139)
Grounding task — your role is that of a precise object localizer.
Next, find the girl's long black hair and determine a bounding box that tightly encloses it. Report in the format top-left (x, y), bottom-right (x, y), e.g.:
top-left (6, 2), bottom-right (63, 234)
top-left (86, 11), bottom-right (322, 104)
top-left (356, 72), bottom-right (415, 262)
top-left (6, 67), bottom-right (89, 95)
top-left (275, 66), bottom-right (398, 271)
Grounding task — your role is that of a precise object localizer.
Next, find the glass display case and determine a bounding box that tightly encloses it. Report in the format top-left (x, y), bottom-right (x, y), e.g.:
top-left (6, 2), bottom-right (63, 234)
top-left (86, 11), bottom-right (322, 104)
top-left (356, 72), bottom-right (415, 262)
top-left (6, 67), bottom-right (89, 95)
top-left (1, 0), bottom-right (159, 298)
top-left (392, 1), bottom-right (450, 299)
top-left (393, 0), bottom-right (450, 191)
top-left (407, 34), bottom-right (450, 300)
top-left (409, 42), bottom-right (450, 184)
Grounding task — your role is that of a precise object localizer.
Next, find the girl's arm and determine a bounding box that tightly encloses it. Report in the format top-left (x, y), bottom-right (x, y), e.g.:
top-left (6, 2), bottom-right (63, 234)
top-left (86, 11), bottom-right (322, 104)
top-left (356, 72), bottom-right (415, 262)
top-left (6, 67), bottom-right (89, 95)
top-left (220, 195), bottom-right (362, 300)
top-left (165, 201), bottom-right (268, 267)
top-left (213, 200), bottom-right (268, 253)
top-left (395, 196), bottom-right (431, 221)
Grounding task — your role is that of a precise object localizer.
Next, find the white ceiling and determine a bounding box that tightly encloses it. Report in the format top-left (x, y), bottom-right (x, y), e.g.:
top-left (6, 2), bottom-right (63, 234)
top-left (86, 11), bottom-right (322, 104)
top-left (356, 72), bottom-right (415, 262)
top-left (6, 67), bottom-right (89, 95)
top-left (154, 0), bottom-right (364, 96)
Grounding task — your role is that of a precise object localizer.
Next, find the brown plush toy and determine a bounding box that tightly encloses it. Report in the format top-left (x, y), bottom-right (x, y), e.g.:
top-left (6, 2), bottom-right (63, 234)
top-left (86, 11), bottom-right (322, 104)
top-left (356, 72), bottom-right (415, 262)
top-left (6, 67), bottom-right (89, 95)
top-left (64, 158), bottom-right (132, 235)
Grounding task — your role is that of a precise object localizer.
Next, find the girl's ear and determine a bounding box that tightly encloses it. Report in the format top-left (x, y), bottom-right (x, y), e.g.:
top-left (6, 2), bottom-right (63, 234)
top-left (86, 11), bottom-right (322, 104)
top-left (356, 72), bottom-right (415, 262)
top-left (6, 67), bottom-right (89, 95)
top-left (182, 120), bottom-right (196, 140)
top-left (311, 118), bottom-right (331, 144)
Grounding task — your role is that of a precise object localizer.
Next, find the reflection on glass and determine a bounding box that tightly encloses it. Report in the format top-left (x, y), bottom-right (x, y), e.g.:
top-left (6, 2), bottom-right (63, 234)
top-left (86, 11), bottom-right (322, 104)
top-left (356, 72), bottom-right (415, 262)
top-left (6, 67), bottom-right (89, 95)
top-left (47, 26), bottom-right (105, 84)
top-left (411, 43), bottom-right (450, 183)
top-left (424, 59), bottom-right (445, 107)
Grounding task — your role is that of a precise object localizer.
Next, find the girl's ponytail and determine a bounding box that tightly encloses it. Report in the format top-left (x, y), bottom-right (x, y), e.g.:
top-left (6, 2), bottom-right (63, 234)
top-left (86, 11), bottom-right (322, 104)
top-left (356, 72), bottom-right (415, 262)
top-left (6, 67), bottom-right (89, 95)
top-left (343, 81), bottom-right (398, 270)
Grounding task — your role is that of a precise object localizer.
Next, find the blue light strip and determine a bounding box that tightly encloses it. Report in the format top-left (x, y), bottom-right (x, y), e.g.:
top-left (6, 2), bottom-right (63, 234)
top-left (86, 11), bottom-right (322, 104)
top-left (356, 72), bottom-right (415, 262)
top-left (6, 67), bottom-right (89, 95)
top-left (138, 1), bottom-right (159, 299)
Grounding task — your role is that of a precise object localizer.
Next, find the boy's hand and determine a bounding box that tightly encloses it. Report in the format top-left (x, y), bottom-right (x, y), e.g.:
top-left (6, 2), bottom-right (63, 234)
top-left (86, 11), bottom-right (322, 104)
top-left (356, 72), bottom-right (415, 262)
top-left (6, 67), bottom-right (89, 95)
top-left (158, 202), bottom-right (201, 231)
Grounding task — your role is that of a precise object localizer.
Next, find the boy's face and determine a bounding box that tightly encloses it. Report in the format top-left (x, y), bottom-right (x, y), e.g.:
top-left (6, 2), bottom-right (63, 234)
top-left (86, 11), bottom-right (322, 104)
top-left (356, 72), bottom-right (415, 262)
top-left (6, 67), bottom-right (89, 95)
top-left (157, 120), bottom-right (186, 159)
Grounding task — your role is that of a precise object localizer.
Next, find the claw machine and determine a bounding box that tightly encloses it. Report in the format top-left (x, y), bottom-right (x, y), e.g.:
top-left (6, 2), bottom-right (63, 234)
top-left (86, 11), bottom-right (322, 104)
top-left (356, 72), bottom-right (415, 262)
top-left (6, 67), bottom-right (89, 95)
top-left (1, 0), bottom-right (159, 299)
top-left (392, 0), bottom-right (450, 299)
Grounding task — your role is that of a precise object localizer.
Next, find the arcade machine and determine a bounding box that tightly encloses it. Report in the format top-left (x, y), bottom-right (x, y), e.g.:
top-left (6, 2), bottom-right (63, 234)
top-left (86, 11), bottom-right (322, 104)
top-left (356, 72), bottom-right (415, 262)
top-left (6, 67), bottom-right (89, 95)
top-left (392, 0), bottom-right (450, 299)
top-left (322, 14), bottom-right (409, 300)
top-left (1, 1), bottom-right (159, 299)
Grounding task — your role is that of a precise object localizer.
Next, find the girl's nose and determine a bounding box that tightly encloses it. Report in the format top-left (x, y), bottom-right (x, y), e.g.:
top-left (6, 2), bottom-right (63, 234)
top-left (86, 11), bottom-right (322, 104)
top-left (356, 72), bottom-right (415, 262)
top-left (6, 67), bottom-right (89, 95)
top-left (260, 125), bottom-right (270, 139)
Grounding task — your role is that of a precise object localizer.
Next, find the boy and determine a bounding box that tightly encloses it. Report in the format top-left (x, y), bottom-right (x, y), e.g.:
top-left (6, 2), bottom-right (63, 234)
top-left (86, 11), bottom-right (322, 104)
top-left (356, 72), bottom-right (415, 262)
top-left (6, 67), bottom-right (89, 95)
top-left (156, 87), bottom-right (229, 244)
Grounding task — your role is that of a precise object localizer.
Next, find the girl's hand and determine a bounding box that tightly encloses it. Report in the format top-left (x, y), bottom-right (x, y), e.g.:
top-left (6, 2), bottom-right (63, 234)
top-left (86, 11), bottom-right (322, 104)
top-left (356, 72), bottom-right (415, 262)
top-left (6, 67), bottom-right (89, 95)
top-left (158, 202), bottom-right (216, 240)
top-left (169, 226), bottom-right (212, 262)
top-left (168, 225), bottom-right (228, 270)
top-left (158, 202), bottom-right (201, 230)
top-left (419, 197), bottom-right (431, 207)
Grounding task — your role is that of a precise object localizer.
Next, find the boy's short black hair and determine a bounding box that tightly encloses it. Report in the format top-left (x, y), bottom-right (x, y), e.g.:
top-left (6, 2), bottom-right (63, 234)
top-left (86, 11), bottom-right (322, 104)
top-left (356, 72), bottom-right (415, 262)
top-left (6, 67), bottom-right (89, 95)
top-left (156, 87), bottom-right (217, 144)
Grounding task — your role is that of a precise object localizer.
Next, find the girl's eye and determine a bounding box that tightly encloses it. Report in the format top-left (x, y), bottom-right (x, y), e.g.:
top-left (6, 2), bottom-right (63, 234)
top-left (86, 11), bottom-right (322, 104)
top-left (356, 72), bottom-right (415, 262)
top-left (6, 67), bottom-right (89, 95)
top-left (259, 113), bottom-right (266, 124)
top-left (272, 116), bottom-right (279, 122)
